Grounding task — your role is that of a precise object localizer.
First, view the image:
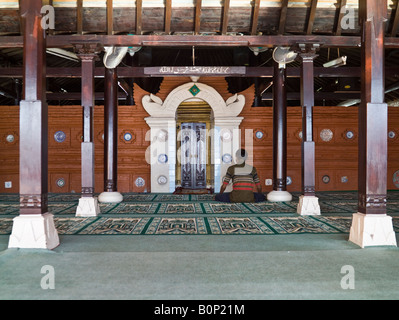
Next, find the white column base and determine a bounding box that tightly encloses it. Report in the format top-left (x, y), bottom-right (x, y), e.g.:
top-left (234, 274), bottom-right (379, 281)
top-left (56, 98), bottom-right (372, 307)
top-left (267, 190), bottom-right (292, 202)
top-left (349, 213), bottom-right (397, 248)
top-left (8, 213), bottom-right (59, 250)
top-left (76, 196), bottom-right (100, 217)
top-left (297, 195), bottom-right (321, 215)
top-left (98, 191), bottom-right (123, 203)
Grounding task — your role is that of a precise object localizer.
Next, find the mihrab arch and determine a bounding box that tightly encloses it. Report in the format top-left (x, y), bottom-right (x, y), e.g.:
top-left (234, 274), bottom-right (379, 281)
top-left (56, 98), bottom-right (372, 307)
top-left (142, 81), bottom-right (246, 193)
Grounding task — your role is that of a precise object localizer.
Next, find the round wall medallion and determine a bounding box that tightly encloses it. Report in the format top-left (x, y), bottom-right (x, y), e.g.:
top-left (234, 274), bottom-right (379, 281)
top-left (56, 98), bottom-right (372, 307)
top-left (345, 130), bottom-right (354, 139)
top-left (135, 177), bottom-right (145, 187)
top-left (124, 132), bottom-right (133, 141)
top-left (341, 176), bottom-right (349, 183)
top-left (322, 175), bottom-right (330, 184)
top-left (56, 178), bottom-right (65, 188)
top-left (157, 175), bottom-right (168, 185)
top-left (388, 131), bottom-right (396, 139)
top-left (286, 176), bottom-right (292, 185)
top-left (54, 131), bottom-right (66, 143)
top-left (222, 153), bottom-right (232, 164)
top-left (255, 130), bottom-right (264, 139)
top-left (6, 134), bottom-right (14, 143)
top-left (393, 170), bottom-right (399, 188)
top-left (298, 131), bottom-right (303, 140)
top-left (158, 153), bottom-right (168, 164)
top-left (320, 129), bottom-right (333, 142)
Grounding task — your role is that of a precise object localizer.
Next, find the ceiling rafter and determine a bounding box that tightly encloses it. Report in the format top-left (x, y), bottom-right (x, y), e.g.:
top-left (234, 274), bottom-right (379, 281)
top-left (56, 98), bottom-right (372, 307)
top-left (106, 0), bottom-right (113, 35)
top-left (278, 0), bottom-right (289, 35)
top-left (77, 0), bottom-right (83, 35)
top-left (390, 0), bottom-right (399, 37)
top-left (306, 0), bottom-right (318, 35)
top-left (164, 0), bottom-right (172, 35)
top-left (194, 0), bottom-right (202, 35)
top-left (334, 0), bottom-right (347, 36)
top-left (221, 0), bottom-right (230, 35)
top-left (136, 0), bottom-right (142, 35)
top-left (251, 0), bottom-right (260, 36)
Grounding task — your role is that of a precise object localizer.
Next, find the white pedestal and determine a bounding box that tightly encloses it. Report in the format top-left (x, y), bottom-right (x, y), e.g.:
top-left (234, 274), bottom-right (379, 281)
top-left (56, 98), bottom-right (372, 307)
top-left (267, 190), bottom-right (292, 202)
top-left (76, 196), bottom-right (100, 217)
top-left (349, 213), bottom-right (397, 248)
top-left (8, 213), bottom-right (59, 250)
top-left (297, 195), bottom-right (321, 215)
top-left (98, 191), bottom-right (123, 203)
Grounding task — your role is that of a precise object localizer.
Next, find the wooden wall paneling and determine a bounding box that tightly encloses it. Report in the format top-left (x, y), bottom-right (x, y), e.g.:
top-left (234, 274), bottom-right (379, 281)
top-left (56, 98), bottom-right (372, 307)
top-left (0, 106), bottom-right (19, 193)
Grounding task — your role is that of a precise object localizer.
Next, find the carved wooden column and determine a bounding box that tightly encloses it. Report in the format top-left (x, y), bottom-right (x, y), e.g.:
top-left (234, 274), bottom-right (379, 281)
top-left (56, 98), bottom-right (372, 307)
top-left (8, 0), bottom-right (59, 249)
top-left (74, 42), bottom-right (102, 216)
top-left (98, 68), bottom-right (123, 203)
top-left (349, 0), bottom-right (396, 247)
top-left (297, 43), bottom-right (320, 215)
top-left (267, 61), bottom-right (292, 202)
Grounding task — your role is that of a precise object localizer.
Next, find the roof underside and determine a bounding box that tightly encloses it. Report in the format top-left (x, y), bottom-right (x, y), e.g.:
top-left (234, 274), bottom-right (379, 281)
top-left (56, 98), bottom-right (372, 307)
top-left (0, 0), bottom-right (399, 107)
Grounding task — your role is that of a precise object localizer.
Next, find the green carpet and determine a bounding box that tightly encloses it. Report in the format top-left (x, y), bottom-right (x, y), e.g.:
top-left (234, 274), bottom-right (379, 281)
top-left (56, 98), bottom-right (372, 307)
top-left (0, 191), bottom-right (398, 236)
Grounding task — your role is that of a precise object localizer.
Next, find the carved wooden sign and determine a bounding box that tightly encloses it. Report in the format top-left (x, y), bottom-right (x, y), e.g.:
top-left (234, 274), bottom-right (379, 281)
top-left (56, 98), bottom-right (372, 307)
top-left (144, 66), bottom-right (246, 76)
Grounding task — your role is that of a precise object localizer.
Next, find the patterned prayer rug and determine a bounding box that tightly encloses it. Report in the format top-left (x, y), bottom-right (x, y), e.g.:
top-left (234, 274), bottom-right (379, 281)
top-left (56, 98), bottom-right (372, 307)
top-left (0, 191), bottom-right (398, 236)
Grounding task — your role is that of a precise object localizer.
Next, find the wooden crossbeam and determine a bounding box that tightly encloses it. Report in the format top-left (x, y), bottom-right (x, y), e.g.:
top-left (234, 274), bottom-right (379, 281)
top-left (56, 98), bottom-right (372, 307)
top-left (24, 34), bottom-right (361, 48)
top-left (4, 66), bottom-right (399, 78)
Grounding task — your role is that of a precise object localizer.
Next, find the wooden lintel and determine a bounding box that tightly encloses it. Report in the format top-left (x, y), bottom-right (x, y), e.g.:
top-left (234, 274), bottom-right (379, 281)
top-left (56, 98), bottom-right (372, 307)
top-left (4, 66), bottom-right (399, 78)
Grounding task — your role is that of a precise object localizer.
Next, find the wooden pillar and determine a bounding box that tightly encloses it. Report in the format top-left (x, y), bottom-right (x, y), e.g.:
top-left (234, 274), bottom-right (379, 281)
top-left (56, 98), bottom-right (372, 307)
top-left (349, 0), bottom-right (396, 247)
top-left (297, 43), bottom-right (320, 215)
top-left (98, 68), bottom-right (123, 203)
top-left (8, 0), bottom-right (59, 249)
top-left (74, 42), bottom-right (101, 216)
top-left (267, 61), bottom-right (292, 202)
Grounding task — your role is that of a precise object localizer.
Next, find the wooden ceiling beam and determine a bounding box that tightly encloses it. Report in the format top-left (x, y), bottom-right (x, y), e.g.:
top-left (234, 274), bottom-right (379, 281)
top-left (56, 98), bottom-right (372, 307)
top-left (278, 0), bottom-right (289, 35)
top-left (106, 0), bottom-right (113, 35)
top-left (136, 0), bottom-right (142, 35)
top-left (221, 0), bottom-right (230, 35)
top-left (306, 0), bottom-right (318, 35)
top-left (194, 0), bottom-right (202, 35)
top-left (77, 0), bottom-right (83, 35)
top-left (251, 0), bottom-right (260, 36)
top-left (164, 0), bottom-right (172, 35)
top-left (3, 66), bottom-right (399, 78)
top-left (23, 34), bottom-right (361, 48)
top-left (390, 0), bottom-right (399, 37)
top-left (334, 0), bottom-right (347, 36)
top-left (14, 34), bottom-right (399, 48)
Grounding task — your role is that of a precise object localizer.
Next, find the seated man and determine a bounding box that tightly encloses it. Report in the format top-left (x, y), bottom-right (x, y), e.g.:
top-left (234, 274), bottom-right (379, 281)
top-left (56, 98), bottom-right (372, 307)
top-left (215, 149), bottom-right (266, 203)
